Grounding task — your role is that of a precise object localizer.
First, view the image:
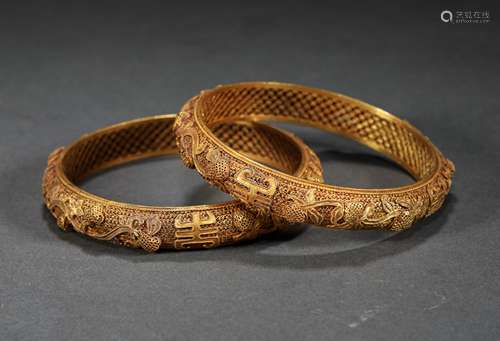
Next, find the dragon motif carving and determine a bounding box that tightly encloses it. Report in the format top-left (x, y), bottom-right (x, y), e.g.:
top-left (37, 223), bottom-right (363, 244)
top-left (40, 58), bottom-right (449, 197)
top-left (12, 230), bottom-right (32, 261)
top-left (173, 111), bottom-right (207, 169)
top-left (46, 185), bottom-right (85, 232)
top-left (279, 189), bottom-right (428, 231)
top-left (91, 216), bottom-right (163, 252)
top-left (427, 157), bottom-right (455, 216)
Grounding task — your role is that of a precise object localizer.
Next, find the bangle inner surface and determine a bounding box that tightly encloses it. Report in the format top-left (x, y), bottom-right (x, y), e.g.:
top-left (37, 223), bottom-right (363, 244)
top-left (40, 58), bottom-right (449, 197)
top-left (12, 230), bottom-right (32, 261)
top-left (62, 118), bottom-right (302, 184)
top-left (197, 84), bottom-right (439, 182)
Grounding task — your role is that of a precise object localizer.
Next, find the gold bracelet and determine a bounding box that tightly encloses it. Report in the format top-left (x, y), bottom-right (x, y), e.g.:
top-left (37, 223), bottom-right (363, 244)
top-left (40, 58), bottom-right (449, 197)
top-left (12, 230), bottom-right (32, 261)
top-left (175, 82), bottom-right (455, 231)
top-left (42, 114), bottom-right (323, 252)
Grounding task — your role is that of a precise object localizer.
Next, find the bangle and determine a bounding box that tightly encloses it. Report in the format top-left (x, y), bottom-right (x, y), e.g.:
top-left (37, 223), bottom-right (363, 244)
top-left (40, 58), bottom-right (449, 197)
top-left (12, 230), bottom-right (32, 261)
top-left (175, 82), bottom-right (454, 231)
top-left (42, 114), bottom-right (323, 252)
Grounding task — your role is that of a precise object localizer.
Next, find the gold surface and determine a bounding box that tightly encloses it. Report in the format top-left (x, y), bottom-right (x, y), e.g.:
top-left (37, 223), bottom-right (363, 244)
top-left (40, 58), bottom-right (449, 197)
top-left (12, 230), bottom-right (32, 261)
top-left (42, 114), bottom-right (324, 251)
top-left (176, 82), bottom-right (455, 231)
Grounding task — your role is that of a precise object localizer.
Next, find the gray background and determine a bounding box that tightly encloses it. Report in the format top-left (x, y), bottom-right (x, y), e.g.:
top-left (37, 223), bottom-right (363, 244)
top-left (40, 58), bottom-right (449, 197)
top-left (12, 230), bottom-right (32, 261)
top-left (1, 1), bottom-right (499, 340)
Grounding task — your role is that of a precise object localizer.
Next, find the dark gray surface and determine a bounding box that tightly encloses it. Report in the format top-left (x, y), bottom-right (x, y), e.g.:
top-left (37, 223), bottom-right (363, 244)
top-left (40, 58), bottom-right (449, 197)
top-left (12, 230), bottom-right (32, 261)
top-left (1, 1), bottom-right (499, 340)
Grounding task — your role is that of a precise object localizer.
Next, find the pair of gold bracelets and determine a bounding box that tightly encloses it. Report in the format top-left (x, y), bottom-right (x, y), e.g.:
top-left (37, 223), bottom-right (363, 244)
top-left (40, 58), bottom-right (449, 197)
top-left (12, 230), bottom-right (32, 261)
top-left (43, 82), bottom-right (454, 252)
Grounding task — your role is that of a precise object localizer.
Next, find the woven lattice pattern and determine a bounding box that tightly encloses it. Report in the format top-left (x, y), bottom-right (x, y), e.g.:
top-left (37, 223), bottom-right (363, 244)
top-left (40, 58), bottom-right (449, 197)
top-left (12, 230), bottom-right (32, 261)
top-left (63, 119), bottom-right (177, 182)
top-left (63, 118), bottom-right (301, 183)
top-left (199, 85), bottom-right (436, 179)
top-left (211, 122), bottom-right (300, 173)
